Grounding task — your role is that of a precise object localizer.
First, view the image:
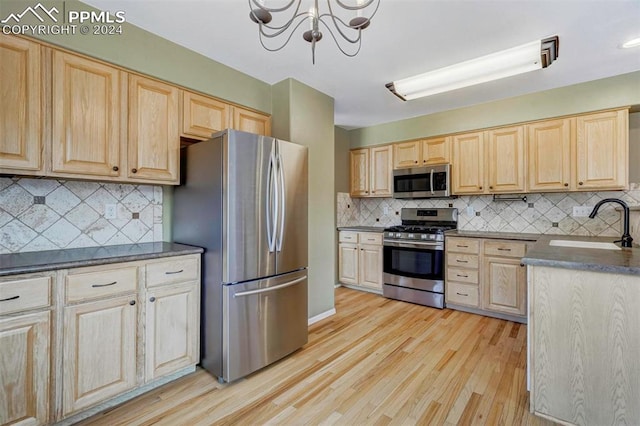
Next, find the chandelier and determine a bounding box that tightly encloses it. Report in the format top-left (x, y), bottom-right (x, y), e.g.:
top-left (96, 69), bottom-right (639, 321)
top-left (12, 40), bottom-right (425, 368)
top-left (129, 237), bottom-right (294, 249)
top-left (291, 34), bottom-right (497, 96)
top-left (248, 0), bottom-right (380, 64)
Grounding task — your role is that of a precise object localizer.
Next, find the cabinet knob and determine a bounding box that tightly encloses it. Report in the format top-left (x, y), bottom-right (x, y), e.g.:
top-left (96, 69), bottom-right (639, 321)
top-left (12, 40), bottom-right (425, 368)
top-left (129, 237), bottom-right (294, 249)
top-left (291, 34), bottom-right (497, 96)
top-left (564, 183), bottom-right (569, 187)
top-left (131, 168), bottom-right (138, 174)
top-left (129, 300), bottom-right (136, 306)
top-left (423, 160), bottom-right (426, 163)
top-left (112, 166), bottom-right (119, 172)
top-left (489, 186), bottom-right (493, 190)
top-left (479, 186), bottom-right (483, 190)
top-left (414, 161), bottom-right (418, 164)
top-left (149, 296), bottom-right (156, 302)
top-left (365, 191), bottom-right (369, 194)
top-left (372, 190), bottom-right (375, 193)
top-left (578, 181), bottom-right (583, 186)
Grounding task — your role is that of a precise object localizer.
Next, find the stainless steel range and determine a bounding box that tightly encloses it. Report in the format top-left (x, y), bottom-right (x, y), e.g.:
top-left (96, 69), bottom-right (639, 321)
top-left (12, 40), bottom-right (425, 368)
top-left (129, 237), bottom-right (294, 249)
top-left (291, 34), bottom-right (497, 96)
top-left (383, 208), bottom-right (458, 308)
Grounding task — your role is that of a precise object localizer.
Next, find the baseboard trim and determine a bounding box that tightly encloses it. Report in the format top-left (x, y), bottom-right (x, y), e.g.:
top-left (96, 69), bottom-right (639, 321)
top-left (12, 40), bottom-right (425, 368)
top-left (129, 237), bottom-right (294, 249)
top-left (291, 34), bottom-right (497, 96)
top-left (308, 308), bottom-right (336, 325)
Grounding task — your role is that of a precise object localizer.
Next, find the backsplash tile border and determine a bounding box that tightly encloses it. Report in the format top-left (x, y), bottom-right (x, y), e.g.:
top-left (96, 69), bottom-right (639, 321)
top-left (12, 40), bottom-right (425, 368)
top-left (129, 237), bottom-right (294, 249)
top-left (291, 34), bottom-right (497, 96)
top-left (0, 177), bottom-right (164, 254)
top-left (337, 182), bottom-right (640, 237)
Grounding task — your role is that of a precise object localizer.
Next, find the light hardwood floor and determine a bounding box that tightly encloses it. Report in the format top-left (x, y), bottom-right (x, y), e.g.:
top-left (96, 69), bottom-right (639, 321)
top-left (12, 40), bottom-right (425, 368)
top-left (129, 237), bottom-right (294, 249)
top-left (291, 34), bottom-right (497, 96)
top-left (80, 287), bottom-right (555, 425)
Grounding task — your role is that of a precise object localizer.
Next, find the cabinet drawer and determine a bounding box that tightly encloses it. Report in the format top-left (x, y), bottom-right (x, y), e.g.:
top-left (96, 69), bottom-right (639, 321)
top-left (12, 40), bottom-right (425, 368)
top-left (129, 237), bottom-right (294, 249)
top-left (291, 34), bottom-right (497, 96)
top-left (146, 256), bottom-right (199, 287)
top-left (66, 267), bottom-right (137, 303)
top-left (447, 253), bottom-right (479, 269)
top-left (484, 240), bottom-right (526, 258)
top-left (447, 282), bottom-right (479, 307)
top-left (339, 231), bottom-right (359, 243)
top-left (0, 276), bottom-right (51, 315)
top-left (446, 238), bottom-right (480, 254)
top-left (358, 232), bottom-right (382, 245)
top-left (447, 267), bottom-right (478, 284)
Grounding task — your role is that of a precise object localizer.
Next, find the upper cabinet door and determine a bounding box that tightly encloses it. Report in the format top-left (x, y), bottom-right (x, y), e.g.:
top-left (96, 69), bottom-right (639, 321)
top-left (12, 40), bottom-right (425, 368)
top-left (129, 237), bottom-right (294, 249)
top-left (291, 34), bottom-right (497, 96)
top-left (182, 91), bottom-right (230, 140)
top-left (0, 35), bottom-right (43, 173)
top-left (452, 131), bottom-right (486, 194)
top-left (128, 74), bottom-right (180, 183)
top-left (421, 136), bottom-right (450, 166)
top-left (575, 110), bottom-right (628, 190)
top-left (393, 140), bottom-right (421, 169)
top-left (369, 145), bottom-right (393, 197)
top-left (350, 148), bottom-right (369, 197)
top-left (527, 119), bottom-right (571, 192)
top-left (487, 126), bottom-right (525, 193)
top-left (232, 106), bottom-right (271, 136)
top-left (51, 51), bottom-right (122, 177)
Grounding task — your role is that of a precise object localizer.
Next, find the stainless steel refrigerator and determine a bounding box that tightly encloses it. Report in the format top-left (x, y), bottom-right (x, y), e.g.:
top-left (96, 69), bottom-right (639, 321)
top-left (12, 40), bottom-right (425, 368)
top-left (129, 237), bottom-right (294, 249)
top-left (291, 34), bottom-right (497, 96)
top-left (173, 129), bottom-right (308, 383)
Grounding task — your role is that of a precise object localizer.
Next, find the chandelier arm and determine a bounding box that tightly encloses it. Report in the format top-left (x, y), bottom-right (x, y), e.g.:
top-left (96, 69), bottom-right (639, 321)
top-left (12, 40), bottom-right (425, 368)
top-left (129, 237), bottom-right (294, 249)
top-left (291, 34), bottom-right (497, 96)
top-left (258, 18), bottom-right (311, 52)
top-left (319, 12), bottom-right (362, 44)
top-left (332, 0), bottom-right (375, 11)
top-left (318, 20), bottom-right (363, 57)
top-left (258, 13), bottom-right (308, 38)
top-left (249, 0), bottom-right (298, 13)
top-left (250, 1), bottom-right (306, 33)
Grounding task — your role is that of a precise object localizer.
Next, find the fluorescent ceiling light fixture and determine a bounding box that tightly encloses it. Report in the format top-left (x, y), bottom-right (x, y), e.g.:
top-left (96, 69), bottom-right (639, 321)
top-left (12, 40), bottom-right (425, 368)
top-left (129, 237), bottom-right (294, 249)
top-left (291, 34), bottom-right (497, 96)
top-left (387, 36), bottom-right (559, 101)
top-left (621, 37), bottom-right (640, 49)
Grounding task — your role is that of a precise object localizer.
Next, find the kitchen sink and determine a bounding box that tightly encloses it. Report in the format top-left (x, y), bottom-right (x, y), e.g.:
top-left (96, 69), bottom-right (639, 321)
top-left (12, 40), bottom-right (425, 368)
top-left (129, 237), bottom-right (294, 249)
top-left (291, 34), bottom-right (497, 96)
top-left (548, 240), bottom-right (621, 250)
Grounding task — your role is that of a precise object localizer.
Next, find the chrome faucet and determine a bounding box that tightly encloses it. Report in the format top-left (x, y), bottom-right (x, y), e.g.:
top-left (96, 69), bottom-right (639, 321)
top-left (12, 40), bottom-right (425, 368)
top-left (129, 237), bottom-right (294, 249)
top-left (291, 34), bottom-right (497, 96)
top-left (589, 198), bottom-right (634, 248)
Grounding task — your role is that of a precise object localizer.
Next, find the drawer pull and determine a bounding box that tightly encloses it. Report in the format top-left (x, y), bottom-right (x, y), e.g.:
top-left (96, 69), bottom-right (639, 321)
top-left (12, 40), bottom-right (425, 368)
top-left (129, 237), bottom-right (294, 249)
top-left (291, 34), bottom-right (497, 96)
top-left (367, 238), bottom-right (375, 241)
top-left (457, 245), bottom-right (468, 248)
top-left (0, 295), bottom-right (20, 302)
top-left (457, 274), bottom-right (469, 278)
top-left (497, 248), bottom-right (512, 252)
top-left (165, 269), bottom-right (184, 275)
top-left (455, 259), bottom-right (468, 263)
top-left (149, 296), bottom-right (156, 302)
top-left (456, 292), bottom-right (469, 297)
top-left (130, 300), bottom-right (136, 306)
top-left (92, 281), bottom-right (117, 288)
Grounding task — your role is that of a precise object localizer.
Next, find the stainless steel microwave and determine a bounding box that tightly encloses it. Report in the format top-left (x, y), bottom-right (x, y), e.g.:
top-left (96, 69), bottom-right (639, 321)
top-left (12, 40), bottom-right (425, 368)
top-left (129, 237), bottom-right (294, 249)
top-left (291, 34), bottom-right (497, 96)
top-left (393, 164), bottom-right (451, 199)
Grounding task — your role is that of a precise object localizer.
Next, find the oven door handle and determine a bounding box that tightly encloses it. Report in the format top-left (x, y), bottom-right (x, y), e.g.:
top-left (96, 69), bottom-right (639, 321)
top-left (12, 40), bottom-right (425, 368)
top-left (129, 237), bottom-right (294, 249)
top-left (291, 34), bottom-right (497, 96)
top-left (384, 240), bottom-right (443, 249)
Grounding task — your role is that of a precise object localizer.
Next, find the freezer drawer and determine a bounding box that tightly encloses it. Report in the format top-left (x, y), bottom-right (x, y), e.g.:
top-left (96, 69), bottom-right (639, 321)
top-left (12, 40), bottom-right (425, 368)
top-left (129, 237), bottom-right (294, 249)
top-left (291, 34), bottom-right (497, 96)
top-left (222, 269), bottom-right (308, 382)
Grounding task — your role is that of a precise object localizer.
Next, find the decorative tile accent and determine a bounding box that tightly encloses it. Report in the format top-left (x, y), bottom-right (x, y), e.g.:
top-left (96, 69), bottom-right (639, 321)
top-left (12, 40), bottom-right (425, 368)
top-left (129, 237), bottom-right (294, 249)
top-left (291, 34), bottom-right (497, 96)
top-left (337, 183), bottom-right (640, 237)
top-left (0, 178), bottom-right (165, 253)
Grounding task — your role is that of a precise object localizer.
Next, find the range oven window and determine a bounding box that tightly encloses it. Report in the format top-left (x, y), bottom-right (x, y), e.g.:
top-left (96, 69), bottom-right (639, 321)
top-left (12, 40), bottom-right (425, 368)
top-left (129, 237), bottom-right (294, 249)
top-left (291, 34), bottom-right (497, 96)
top-left (383, 245), bottom-right (443, 281)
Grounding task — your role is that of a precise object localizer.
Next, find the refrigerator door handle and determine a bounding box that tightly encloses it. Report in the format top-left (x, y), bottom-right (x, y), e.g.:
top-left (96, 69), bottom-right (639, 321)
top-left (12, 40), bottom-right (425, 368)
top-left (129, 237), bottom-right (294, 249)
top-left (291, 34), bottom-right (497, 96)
top-left (233, 276), bottom-right (306, 298)
top-left (266, 147), bottom-right (277, 253)
top-left (276, 151), bottom-right (286, 252)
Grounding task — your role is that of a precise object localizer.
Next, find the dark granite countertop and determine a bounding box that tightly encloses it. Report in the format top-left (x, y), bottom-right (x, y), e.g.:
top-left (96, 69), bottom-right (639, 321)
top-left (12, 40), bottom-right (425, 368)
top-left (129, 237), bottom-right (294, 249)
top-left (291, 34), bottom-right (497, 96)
top-left (521, 235), bottom-right (640, 276)
top-left (337, 226), bottom-right (386, 233)
top-left (445, 230), bottom-right (541, 241)
top-left (0, 242), bottom-right (204, 277)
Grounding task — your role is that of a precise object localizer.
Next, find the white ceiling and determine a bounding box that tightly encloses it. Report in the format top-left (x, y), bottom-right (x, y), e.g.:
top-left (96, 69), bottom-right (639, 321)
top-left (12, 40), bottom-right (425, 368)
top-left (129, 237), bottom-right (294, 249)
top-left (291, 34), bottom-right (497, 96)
top-left (83, 0), bottom-right (640, 129)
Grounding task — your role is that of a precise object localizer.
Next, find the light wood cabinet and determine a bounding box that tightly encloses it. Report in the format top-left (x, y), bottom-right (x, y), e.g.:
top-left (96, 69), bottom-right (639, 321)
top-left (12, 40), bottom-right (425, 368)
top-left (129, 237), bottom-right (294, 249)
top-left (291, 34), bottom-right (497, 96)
top-left (128, 74), bottom-right (180, 183)
top-left (144, 256), bottom-right (200, 382)
top-left (0, 273), bottom-right (52, 426)
top-left (0, 35), bottom-right (43, 174)
top-left (529, 266), bottom-right (640, 425)
top-left (393, 137), bottom-right (450, 169)
top-left (527, 118), bottom-right (572, 191)
top-left (181, 90), bottom-right (230, 140)
top-left (0, 311), bottom-right (50, 426)
top-left (446, 236), bottom-right (529, 321)
top-left (487, 126), bottom-right (525, 193)
top-left (62, 294), bottom-right (137, 416)
top-left (393, 140), bottom-right (421, 168)
top-left (232, 106), bottom-right (271, 136)
top-left (575, 109), bottom-right (628, 190)
top-left (350, 146), bottom-right (392, 197)
top-left (451, 131), bottom-right (485, 194)
top-left (350, 149), bottom-right (369, 197)
top-left (50, 50), bottom-right (123, 178)
top-left (338, 231), bottom-right (383, 291)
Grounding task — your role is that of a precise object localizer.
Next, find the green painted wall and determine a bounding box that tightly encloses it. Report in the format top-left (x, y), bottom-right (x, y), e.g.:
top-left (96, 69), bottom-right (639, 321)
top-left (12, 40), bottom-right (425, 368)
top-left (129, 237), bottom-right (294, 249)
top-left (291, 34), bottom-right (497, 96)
top-left (350, 71), bottom-right (640, 147)
top-left (0, 0), bottom-right (271, 112)
top-left (630, 113), bottom-right (640, 184)
top-left (272, 79), bottom-right (336, 319)
top-left (334, 127), bottom-right (350, 194)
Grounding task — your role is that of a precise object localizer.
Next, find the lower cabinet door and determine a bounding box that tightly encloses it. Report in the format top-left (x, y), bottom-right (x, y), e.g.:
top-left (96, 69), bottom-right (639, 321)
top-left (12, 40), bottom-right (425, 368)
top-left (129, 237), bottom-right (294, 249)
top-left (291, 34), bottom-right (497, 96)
top-left (482, 256), bottom-right (526, 316)
top-left (145, 282), bottom-right (199, 381)
top-left (0, 311), bottom-right (50, 426)
top-left (338, 243), bottom-right (359, 285)
top-left (62, 295), bottom-right (137, 416)
top-left (359, 244), bottom-right (382, 289)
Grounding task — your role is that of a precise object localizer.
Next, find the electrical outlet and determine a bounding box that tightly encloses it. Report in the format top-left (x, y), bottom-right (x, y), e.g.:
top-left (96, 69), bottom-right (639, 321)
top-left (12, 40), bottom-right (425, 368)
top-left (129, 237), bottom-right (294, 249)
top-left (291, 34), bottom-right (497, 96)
top-left (466, 206), bottom-right (475, 216)
top-left (383, 206), bottom-right (389, 215)
top-left (572, 206), bottom-right (593, 217)
top-left (105, 204), bottom-right (117, 219)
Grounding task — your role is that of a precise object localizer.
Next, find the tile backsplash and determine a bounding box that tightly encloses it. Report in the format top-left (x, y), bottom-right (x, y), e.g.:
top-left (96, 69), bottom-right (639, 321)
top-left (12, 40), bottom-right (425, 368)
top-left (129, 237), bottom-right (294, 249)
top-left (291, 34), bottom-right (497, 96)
top-left (0, 177), bottom-right (163, 254)
top-left (337, 183), bottom-right (640, 237)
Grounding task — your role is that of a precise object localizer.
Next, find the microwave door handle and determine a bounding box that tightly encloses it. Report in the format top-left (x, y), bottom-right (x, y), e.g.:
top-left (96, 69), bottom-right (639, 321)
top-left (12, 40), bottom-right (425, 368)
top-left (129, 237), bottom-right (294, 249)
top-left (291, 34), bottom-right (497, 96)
top-left (430, 169), bottom-right (435, 195)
